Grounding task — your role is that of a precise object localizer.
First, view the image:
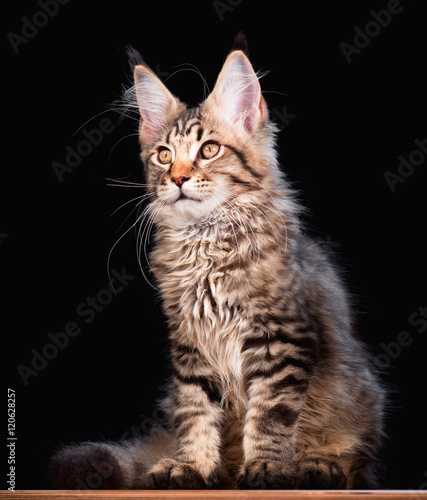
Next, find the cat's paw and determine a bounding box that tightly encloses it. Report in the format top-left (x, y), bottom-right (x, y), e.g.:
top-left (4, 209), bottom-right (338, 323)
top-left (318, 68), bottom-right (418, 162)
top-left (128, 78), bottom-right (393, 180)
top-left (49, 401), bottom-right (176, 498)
top-left (49, 443), bottom-right (125, 489)
top-left (296, 458), bottom-right (347, 489)
top-left (237, 459), bottom-right (296, 489)
top-left (147, 458), bottom-right (207, 489)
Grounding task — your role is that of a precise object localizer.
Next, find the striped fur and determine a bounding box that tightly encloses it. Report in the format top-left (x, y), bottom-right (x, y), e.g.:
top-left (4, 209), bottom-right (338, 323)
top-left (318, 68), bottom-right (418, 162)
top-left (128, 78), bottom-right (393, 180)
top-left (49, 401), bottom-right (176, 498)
top-left (50, 44), bottom-right (386, 490)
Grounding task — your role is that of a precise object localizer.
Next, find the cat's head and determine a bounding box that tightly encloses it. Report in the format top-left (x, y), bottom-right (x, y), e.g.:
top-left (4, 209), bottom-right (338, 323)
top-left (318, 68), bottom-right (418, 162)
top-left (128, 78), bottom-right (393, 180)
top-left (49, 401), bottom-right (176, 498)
top-left (129, 46), bottom-right (282, 227)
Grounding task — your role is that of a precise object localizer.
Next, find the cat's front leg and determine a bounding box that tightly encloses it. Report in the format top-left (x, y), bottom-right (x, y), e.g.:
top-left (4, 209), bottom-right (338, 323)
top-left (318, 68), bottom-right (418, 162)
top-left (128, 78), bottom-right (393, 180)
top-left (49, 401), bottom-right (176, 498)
top-left (237, 331), bottom-right (313, 489)
top-left (147, 366), bottom-right (223, 489)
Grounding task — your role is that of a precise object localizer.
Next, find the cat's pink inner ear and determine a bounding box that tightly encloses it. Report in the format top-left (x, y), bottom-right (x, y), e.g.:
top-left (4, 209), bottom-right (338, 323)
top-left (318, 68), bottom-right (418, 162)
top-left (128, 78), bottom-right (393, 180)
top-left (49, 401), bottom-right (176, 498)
top-left (210, 51), bottom-right (264, 135)
top-left (134, 65), bottom-right (178, 144)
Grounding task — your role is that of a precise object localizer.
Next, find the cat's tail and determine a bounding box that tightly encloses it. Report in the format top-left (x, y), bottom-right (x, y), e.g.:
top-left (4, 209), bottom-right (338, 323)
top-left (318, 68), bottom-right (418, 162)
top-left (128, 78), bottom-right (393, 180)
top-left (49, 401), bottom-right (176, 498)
top-left (49, 426), bottom-right (176, 490)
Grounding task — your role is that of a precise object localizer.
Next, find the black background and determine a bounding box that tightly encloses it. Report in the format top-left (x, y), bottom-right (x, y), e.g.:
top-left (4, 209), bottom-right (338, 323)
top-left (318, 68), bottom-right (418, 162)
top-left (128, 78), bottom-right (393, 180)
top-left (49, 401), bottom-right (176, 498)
top-left (3, 0), bottom-right (427, 491)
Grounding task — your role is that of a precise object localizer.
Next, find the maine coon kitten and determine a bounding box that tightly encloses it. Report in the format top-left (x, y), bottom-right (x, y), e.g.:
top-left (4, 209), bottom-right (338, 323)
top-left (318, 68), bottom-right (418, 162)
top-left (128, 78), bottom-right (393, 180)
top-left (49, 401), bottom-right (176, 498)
top-left (50, 39), bottom-right (386, 490)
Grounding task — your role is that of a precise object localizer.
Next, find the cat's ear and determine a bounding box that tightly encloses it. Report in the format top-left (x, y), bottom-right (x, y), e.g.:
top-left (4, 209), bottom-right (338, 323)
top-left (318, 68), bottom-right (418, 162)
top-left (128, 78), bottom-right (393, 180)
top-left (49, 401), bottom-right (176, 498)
top-left (133, 65), bottom-right (183, 145)
top-left (206, 50), bottom-right (266, 135)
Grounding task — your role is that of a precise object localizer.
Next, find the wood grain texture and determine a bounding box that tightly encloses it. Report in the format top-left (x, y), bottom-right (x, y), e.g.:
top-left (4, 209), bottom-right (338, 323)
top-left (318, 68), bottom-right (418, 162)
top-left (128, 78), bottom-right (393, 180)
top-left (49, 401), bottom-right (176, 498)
top-left (0, 491), bottom-right (426, 500)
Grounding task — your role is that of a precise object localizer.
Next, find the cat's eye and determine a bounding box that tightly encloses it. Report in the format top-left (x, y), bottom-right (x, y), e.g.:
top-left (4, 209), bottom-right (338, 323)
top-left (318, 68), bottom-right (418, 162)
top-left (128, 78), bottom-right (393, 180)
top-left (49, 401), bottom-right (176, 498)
top-left (200, 142), bottom-right (220, 160)
top-left (158, 148), bottom-right (172, 164)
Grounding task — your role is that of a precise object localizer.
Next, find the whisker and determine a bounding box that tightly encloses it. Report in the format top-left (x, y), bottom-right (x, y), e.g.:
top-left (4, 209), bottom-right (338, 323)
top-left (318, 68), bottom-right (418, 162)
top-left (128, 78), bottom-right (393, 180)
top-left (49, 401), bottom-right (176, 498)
top-left (105, 177), bottom-right (150, 188)
top-left (71, 109), bottom-right (115, 137)
top-left (164, 64), bottom-right (210, 100)
top-left (108, 132), bottom-right (140, 161)
top-left (107, 208), bottom-right (147, 291)
top-left (137, 198), bottom-right (168, 281)
top-left (250, 178), bottom-right (284, 203)
top-left (107, 178), bottom-right (160, 290)
top-left (110, 191), bottom-right (154, 218)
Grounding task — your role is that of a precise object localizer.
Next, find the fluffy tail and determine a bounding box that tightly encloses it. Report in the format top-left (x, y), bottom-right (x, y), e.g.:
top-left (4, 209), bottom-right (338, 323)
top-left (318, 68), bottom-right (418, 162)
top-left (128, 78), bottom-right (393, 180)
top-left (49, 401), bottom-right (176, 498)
top-left (49, 426), bottom-right (175, 489)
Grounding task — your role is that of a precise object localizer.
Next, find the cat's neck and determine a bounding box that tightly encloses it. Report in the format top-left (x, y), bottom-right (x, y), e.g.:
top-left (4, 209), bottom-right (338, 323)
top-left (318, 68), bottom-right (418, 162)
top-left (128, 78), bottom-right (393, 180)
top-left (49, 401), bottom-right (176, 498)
top-left (156, 196), bottom-right (288, 244)
top-left (151, 196), bottom-right (293, 281)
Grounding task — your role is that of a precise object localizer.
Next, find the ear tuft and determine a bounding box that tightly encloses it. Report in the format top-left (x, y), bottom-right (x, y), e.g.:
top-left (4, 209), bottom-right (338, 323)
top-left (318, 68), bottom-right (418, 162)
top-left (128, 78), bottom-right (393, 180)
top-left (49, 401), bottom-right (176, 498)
top-left (125, 45), bottom-right (145, 70)
top-left (231, 31), bottom-right (249, 56)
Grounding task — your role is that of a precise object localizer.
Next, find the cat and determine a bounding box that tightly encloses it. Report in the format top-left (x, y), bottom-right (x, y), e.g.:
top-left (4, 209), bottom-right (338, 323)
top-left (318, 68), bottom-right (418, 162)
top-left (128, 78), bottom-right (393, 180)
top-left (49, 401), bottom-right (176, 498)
top-left (50, 36), bottom-right (386, 490)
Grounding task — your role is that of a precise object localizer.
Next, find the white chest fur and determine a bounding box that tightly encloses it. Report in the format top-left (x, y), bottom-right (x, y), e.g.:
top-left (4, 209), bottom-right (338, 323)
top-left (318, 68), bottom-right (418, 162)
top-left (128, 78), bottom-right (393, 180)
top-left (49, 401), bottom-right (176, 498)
top-left (154, 230), bottom-right (248, 406)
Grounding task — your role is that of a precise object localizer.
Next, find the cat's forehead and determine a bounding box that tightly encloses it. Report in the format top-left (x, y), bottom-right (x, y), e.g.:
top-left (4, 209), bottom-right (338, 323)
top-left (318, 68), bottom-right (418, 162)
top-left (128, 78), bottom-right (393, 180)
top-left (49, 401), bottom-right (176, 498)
top-left (155, 102), bottom-right (237, 154)
top-left (167, 107), bottom-right (203, 140)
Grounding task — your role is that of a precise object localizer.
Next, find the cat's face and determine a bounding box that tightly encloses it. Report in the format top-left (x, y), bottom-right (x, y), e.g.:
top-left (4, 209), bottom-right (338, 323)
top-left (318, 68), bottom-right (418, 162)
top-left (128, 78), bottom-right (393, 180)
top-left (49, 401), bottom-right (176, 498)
top-left (133, 50), bottom-right (273, 227)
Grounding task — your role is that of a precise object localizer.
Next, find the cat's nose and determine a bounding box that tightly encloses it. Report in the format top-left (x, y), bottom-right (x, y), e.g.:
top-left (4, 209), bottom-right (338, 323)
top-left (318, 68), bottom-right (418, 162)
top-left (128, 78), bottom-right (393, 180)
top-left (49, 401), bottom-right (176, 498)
top-left (172, 175), bottom-right (190, 188)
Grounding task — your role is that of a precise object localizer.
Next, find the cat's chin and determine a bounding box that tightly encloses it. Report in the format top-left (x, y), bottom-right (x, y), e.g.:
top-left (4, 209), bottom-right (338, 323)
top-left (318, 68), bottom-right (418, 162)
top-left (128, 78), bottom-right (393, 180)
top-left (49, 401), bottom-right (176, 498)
top-left (158, 195), bottom-right (224, 228)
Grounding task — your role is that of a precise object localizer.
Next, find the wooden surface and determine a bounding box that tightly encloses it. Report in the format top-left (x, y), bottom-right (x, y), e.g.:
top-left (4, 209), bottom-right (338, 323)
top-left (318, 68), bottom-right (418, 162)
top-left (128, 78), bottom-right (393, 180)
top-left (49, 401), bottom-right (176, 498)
top-left (0, 491), bottom-right (425, 500)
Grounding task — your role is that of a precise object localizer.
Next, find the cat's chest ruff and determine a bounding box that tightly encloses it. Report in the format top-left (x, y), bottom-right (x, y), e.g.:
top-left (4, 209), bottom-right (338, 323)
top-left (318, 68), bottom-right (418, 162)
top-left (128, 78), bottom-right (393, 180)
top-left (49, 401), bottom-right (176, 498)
top-left (158, 231), bottom-right (237, 311)
top-left (171, 241), bottom-right (233, 323)
top-left (156, 233), bottom-right (247, 390)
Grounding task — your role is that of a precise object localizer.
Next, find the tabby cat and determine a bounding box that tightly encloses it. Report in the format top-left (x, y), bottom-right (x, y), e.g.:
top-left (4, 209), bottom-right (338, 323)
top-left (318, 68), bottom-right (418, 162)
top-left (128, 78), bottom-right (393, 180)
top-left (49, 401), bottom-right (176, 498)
top-left (50, 38), bottom-right (386, 490)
